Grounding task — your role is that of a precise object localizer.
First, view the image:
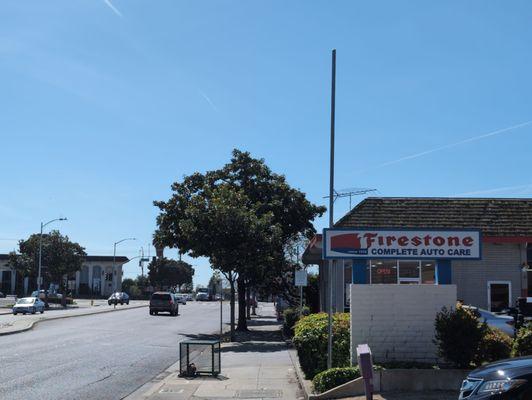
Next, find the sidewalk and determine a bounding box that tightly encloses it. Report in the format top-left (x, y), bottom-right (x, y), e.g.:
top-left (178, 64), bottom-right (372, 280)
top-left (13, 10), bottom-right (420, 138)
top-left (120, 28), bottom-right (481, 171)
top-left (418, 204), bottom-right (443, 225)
top-left (0, 300), bottom-right (148, 335)
top-left (126, 303), bottom-right (303, 400)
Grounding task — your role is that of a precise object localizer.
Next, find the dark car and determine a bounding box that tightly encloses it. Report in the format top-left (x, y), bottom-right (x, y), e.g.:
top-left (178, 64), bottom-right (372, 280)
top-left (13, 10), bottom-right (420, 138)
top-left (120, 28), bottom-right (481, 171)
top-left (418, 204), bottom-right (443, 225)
top-left (459, 356), bottom-right (532, 399)
top-left (149, 292), bottom-right (179, 316)
top-left (108, 292), bottom-right (129, 305)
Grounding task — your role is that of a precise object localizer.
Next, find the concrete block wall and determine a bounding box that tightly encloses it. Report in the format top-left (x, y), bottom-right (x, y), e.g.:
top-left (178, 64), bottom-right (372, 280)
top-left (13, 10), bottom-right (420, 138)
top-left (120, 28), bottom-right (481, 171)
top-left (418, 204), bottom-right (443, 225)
top-left (350, 284), bottom-right (457, 364)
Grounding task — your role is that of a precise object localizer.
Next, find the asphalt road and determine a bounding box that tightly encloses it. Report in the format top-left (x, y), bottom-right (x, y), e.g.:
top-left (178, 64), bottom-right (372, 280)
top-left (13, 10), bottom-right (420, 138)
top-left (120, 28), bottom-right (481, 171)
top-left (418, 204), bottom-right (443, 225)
top-left (0, 301), bottom-right (230, 400)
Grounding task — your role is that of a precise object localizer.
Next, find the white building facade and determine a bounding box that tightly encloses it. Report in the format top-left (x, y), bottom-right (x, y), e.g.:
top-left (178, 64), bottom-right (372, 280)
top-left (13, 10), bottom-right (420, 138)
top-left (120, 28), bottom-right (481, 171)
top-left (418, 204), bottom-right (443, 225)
top-left (0, 254), bottom-right (129, 297)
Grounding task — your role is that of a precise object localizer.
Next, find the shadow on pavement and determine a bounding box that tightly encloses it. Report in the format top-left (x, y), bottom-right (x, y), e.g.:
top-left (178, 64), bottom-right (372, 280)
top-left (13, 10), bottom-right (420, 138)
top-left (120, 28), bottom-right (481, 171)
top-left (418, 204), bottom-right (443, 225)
top-left (221, 341), bottom-right (287, 353)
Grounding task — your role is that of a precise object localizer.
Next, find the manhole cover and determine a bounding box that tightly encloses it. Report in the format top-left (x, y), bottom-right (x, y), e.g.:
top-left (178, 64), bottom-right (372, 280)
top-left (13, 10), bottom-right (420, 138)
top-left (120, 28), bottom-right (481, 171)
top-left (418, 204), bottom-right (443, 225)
top-left (235, 389), bottom-right (282, 398)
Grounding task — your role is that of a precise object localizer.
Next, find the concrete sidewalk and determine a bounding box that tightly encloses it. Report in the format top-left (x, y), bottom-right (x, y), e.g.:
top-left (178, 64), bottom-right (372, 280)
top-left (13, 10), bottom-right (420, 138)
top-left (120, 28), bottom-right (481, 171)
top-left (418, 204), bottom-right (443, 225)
top-left (126, 303), bottom-right (303, 400)
top-left (0, 300), bottom-right (148, 335)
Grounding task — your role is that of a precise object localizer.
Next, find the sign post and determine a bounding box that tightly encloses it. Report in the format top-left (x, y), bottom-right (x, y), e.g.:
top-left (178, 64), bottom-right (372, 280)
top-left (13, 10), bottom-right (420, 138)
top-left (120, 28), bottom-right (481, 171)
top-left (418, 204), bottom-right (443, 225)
top-left (295, 269), bottom-right (307, 314)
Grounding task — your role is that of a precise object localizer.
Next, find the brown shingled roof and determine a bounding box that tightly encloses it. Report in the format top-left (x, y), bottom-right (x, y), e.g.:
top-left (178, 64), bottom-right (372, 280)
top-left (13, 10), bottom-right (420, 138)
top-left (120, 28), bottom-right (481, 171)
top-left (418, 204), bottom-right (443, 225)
top-left (335, 197), bottom-right (532, 237)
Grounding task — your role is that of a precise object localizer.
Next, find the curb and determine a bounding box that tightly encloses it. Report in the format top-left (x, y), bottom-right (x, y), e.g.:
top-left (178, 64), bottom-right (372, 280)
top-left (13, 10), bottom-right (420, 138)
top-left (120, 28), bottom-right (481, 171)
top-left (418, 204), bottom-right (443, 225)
top-left (289, 348), bottom-right (315, 400)
top-left (0, 304), bottom-right (148, 336)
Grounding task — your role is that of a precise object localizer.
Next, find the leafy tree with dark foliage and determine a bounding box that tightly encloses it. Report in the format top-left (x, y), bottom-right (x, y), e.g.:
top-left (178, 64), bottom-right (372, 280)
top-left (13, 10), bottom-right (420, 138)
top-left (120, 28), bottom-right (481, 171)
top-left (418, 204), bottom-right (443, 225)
top-left (8, 230), bottom-right (86, 301)
top-left (147, 257), bottom-right (194, 290)
top-left (154, 149), bottom-right (324, 337)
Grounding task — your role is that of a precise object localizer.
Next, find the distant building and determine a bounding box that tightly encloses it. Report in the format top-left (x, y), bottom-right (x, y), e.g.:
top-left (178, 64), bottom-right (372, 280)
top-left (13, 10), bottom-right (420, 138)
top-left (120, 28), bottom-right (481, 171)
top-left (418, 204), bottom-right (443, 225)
top-left (0, 254), bottom-right (129, 297)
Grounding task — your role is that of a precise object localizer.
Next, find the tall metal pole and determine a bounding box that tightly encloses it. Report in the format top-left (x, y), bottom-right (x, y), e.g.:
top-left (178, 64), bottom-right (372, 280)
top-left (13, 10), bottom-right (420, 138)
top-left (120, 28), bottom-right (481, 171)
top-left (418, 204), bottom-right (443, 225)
top-left (113, 237), bottom-right (136, 292)
top-left (37, 222), bottom-right (44, 291)
top-left (327, 49), bottom-right (336, 370)
top-left (37, 218), bottom-right (67, 293)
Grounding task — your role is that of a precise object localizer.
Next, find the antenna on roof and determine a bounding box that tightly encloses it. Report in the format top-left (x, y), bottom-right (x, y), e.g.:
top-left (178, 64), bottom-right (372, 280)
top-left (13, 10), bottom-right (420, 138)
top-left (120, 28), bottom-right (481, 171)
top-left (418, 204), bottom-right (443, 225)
top-left (323, 187), bottom-right (377, 210)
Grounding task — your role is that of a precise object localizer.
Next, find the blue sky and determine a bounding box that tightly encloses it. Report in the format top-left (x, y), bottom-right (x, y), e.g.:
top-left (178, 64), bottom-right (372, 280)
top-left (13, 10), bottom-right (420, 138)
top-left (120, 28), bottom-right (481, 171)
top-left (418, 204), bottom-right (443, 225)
top-left (1, 1), bottom-right (531, 285)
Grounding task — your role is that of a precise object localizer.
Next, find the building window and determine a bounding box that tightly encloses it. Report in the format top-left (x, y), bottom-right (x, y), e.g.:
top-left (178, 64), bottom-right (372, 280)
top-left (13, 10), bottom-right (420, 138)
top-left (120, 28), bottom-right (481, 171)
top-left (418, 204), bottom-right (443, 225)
top-left (370, 260), bottom-right (397, 284)
top-left (370, 260), bottom-right (436, 285)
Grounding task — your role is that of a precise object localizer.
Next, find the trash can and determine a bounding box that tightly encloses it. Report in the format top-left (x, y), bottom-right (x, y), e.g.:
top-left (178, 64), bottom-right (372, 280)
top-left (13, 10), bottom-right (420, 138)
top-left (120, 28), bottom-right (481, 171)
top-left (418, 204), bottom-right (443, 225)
top-left (179, 339), bottom-right (221, 377)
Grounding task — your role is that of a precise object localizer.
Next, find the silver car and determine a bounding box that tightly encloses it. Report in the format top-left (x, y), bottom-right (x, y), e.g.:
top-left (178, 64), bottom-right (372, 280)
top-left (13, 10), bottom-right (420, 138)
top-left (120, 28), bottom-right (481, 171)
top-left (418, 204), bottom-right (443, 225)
top-left (174, 294), bottom-right (187, 305)
top-left (13, 297), bottom-right (45, 315)
top-left (463, 305), bottom-right (515, 336)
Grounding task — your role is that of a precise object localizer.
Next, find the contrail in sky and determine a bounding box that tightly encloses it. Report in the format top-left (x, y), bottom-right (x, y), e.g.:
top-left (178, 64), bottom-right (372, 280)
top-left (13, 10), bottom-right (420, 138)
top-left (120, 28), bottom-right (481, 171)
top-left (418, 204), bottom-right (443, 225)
top-left (454, 183), bottom-right (532, 197)
top-left (199, 90), bottom-right (219, 113)
top-left (103, 0), bottom-right (123, 17)
top-left (356, 120), bottom-right (532, 174)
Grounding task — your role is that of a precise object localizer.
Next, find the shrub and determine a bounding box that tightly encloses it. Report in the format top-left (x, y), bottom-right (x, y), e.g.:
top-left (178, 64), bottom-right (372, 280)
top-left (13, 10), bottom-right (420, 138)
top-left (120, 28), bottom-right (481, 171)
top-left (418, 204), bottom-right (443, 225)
top-left (283, 307), bottom-right (310, 337)
top-left (474, 327), bottom-right (512, 365)
top-left (312, 367), bottom-right (360, 394)
top-left (312, 365), bottom-right (384, 394)
top-left (434, 306), bottom-right (486, 368)
top-left (512, 324), bottom-right (532, 357)
top-left (47, 297), bottom-right (74, 305)
top-left (293, 313), bottom-right (350, 379)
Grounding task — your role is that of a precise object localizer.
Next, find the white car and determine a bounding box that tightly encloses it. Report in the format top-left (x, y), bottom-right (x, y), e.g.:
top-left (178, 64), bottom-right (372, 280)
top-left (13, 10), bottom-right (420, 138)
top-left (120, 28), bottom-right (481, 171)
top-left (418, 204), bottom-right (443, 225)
top-left (174, 294), bottom-right (187, 305)
top-left (13, 297), bottom-right (45, 315)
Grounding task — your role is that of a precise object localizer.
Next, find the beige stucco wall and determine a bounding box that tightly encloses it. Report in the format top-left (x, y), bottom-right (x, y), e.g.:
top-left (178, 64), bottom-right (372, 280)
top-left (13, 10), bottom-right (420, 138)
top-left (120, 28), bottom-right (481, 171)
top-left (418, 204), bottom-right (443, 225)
top-left (350, 284), bottom-right (457, 364)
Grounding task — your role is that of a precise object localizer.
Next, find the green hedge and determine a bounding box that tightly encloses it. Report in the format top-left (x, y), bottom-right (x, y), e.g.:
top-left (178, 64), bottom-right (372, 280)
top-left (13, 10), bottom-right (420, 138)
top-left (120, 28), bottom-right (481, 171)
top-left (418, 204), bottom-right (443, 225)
top-left (312, 365), bottom-right (384, 394)
top-left (475, 327), bottom-right (512, 365)
top-left (283, 307), bottom-right (309, 337)
top-left (434, 306), bottom-right (486, 368)
top-left (293, 313), bottom-right (350, 379)
top-left (312, 367), bottom-right (360, 394)
top-left (512, 324), bottom-right (532, 357)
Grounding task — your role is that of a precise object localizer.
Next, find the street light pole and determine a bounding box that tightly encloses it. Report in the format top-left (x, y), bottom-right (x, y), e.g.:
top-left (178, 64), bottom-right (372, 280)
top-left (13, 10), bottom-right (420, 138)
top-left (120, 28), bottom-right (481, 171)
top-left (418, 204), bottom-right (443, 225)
top-left (113, 237), bottom-right (136, 292)
top-left (37, 217), bottom-right (67, 292)
top-left (327, 49), bottom-right (336, 370)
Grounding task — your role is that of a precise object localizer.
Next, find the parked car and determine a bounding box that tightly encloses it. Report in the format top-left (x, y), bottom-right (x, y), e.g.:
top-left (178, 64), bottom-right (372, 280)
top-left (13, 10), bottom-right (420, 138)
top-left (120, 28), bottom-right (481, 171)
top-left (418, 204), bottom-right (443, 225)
top-left (195, 292), bottom-right (209, 301)
top-left (0, 291), bottom-right (5, 298)
top-left (108, 292), bottom-right (130, 305)
top-left (463, 305), bottom-right (515, 336)
top-left (149, 292), bottom-right (179, 316)
top-left (13, 297), bottom-right (45, 315)
top-left (459, 356), bottom-right (532, 399)
top-left (175, 294), bottom-right (187, 305)
top-left (185, 294), bottom-right (193, 301)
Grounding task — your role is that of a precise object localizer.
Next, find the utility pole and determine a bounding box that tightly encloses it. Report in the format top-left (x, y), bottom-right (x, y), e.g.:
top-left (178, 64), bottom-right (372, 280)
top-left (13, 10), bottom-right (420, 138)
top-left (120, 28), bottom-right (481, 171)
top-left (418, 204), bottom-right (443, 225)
top-left (37, 217), bottom-right (67, 292)
top-left (327, 49), bottom-right (336, 370)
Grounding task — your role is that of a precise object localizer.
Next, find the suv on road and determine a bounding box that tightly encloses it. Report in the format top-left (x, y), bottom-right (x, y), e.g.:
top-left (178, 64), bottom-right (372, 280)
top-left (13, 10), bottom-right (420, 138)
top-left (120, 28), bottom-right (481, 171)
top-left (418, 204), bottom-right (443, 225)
top-left (149, 292), bottom-right (179, 316)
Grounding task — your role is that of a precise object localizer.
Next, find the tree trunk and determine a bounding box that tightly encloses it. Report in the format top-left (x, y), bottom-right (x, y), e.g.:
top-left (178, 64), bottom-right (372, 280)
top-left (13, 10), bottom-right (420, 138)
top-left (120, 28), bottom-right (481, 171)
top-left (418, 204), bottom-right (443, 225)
top-left (251, 290), bottom-right (257, 316)
top-left (246, 285), bottom-right (251, 320)
top-left (229, 276), bottom-right (236, 342)
top-left (237, 276), bottom-right (248, 331)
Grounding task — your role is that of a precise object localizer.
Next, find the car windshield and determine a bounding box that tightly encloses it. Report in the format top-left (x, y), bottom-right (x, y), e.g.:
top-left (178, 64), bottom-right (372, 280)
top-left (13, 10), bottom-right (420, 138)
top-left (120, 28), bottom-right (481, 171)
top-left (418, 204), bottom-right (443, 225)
top-left (17, 298), bottom-right (34, 304)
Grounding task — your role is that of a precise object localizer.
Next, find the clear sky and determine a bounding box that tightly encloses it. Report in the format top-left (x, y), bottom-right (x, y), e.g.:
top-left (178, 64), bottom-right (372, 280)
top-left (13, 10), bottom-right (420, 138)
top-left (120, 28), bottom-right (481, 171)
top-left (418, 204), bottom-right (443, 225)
top-left (1, 1), bottom-right (532, 285)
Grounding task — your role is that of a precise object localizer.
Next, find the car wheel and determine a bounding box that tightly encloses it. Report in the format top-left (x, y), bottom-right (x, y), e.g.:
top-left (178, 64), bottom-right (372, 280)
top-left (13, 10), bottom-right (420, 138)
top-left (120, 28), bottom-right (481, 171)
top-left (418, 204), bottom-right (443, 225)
top-left (40, 310), bottom-right (44, 314)
top-left (13, 312), bottom-right (17, 315)
top-left (31, 308), bottom-right (36, 314)
top-left (155, 311), bottom-right (158, 315)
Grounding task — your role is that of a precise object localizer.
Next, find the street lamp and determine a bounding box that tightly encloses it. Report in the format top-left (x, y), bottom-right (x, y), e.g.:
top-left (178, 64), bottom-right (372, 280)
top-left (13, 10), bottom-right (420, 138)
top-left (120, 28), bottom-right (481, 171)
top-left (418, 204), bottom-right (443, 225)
top-left (113, 238), bottom-right (136, 291)
top-left (37, 217), bottom-right (67, 291)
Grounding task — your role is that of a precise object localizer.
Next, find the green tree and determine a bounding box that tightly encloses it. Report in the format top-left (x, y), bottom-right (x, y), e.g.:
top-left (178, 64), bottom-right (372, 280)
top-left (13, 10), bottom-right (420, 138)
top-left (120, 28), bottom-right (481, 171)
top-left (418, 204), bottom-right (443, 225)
top-left (8, 230), bottom-right (86, 298)
top-left (154, 149), bottom-right (325, 336)
top-left (147, 257), bottom-right (194, 290)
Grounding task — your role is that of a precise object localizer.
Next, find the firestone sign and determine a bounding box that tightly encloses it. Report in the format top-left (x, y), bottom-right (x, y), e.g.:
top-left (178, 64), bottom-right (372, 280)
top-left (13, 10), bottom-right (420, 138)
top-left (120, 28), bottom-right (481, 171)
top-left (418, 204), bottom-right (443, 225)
top-left (323, 228), bottom-right (481, 260)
